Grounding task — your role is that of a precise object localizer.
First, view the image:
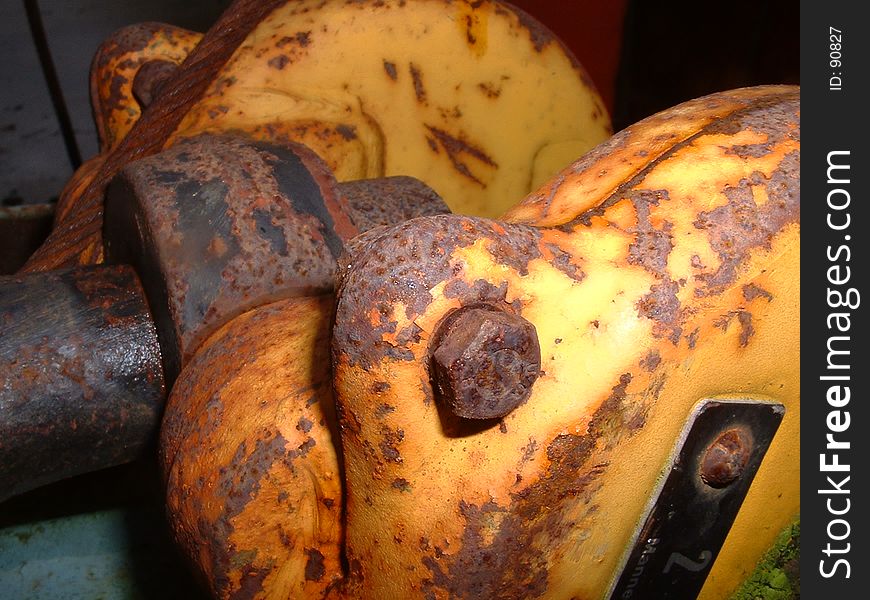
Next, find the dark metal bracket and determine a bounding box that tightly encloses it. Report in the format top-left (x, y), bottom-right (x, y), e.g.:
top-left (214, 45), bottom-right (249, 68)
top-left (606, 397), bottom-right (785, 599)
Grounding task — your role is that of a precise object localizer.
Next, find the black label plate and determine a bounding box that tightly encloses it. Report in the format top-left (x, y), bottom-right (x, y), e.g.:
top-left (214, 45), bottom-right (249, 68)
top-left (606, 398), bottom-right (785, 599)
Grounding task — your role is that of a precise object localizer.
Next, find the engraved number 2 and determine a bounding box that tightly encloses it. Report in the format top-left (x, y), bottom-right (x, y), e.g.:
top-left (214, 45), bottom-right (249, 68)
top-left (663, 550), bottom-right (713, 574)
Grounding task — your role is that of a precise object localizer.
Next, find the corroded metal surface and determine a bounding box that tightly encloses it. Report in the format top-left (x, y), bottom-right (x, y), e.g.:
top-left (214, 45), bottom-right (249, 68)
top-left (103, 134), bottom-right (352, 382)
top-left (103, 134), bottom-right (448, 384)
top-left (430, 306), bottom-right (541, 420)
top-left (337, 176), bottom-right (450, 233)
top-left (159, 296), bottom-right (343, 599)
top-left (89, 22), bottom-right (202, 152)
top-left (22, 0), bottom-right (611, 272)
top-left (22, 0), bottom-right (286, 271)
top-left (700, 428), bottom-right (752, 489)
top-left (0, 136), bottom-right (447, 504)
top-left (330, 86), bottom-right (800, 598)
top-left (607, 399), bottom-right (783, 599)
top-left (0, 265), bottom-right (164, 501)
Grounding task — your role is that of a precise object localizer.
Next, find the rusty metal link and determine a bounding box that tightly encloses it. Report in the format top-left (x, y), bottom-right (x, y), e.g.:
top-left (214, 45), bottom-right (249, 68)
top-left (104, 133), bottom-right (450, 383)
top-left (0, 133), bottom-right (450, 501)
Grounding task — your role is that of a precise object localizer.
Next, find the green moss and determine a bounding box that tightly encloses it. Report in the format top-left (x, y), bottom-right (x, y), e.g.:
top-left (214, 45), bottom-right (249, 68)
top-left (730, 518), bottom-right (800, 600)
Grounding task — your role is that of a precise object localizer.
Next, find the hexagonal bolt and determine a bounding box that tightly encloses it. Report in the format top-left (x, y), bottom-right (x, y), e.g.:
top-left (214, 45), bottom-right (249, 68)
top-left (700, 428), bottom-right (752, 488)
top-left (430, 306), bottom-right (541, 420)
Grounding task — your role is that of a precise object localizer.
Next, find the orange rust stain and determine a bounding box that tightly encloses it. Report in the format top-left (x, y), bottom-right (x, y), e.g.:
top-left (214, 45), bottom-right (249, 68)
top-left (456, 0), bottom-right (489, 57)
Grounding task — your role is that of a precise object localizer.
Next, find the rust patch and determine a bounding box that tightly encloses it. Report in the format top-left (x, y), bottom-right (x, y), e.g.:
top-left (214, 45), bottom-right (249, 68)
top-left (640, 350), bottom-right (662, 372)
top-left (693, 151), bottom-right (800, 295)
top-left (304, 548), bottom-right (326, 581)
top-left (430, 307), bottom-right (541, 420)
top-left (570, 91), bottom-right (799, 230)
top-left (383, 60), bottom-right (398, 80)
top-left (713, 309), bottom-right (754, 346)
top-left (334, 216), bottom-right (540, 370)
top-left (700, 428), bottom-right (752, 488)
top-left (372, 382), bottom-right (391, 394)
top-left (198, 432), bottom-right (294, 590)
top-left (421, 374), bottom-right (639, 599)
top-left (91, 22), bottom-right (194, 137)
top-left (686, 327), bottom-right (700, 349)
top-left (231, 565), bottom-right (270, 600)
top-left (636, 278), bottom-right (683, 345)
top-left (379, 427), bottom-right (404, 463)
top-left (587, 373), bottom-right (634, 435)
top-left (276, 31), bottom-right (312, 48)
top-left (717, 96), bottom-right (800, 157)
top-left (288, 437), bottom-right (317, 463)
top-left (626, 190), bottom-right (674, 278)
top-left (219, 435), bottom-right (288, 522)
top-left (478, 82), bottom-right (501, 99)
top-left (392, 477), bottom-right (412, 492)
top-left (335, 124), bottom-right (357, 140)
top-left (0, 265), bottom-right (164, 501)
top-left (738, 311), bottom-right (755, 347)
top-left (437, 106), bottom-right (463, 121)
top-left (509, 3), bottom-right (555, 52)
top-left (409, 63), bottom-right (427, 104)
top-left (520, 438), bottom-right (537, 465)
top-left (268, 54), bottom-right (290, 69)
top-left (543, 242), bottom-right (585, 282)
top-left (108, 74), bottom-right (128, 115)
top-left (337, 176), bottom-right (450, 234)
top-left (104, 134), bottom-right (359, 382)
top-left (424, 125), bottom-right (498, 187)
top-left (444, 279), bottom-right (509, 306)
top-left (396, 323), bottom-right (424, 347)
top-left (743, 283), bottom-right (774, 303)
top-left (132, 59), bottom-right (178, 108)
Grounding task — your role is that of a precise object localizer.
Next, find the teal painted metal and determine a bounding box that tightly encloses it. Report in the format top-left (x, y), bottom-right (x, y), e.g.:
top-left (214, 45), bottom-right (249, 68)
top-left (0, 464), bottom-right (207, 600)
top-left (2, 509), bottom-right (150, 599)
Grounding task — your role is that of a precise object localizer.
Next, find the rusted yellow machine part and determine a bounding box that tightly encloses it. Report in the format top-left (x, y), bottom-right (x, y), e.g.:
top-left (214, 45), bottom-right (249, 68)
top-left (161, 85), bottom-right (798, 598)
top-left (330, 84), bottom-right (799, 599)
top-left (8, 0), bottom-right (797, 597)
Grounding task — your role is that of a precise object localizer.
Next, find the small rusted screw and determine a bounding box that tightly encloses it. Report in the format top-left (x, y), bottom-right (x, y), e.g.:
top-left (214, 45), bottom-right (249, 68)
top-left (700, 429), bottom-right (752, 488)
top-left (430, 306), bottom-right (541, 420)
top-left (132, 59), bottom-right (179, 109)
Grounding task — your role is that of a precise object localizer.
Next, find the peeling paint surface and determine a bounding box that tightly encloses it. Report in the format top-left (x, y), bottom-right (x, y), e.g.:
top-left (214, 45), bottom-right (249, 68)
top-left (332, 86), bottom-right (800, 599)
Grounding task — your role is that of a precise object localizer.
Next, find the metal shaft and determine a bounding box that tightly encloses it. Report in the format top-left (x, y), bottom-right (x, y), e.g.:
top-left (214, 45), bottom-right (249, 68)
top-left (0, 264), bottom-right (165, 501)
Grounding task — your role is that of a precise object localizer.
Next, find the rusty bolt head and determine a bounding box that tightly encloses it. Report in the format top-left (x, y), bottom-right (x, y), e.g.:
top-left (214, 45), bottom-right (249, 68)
top-left (700, 428), bottom-right (752, 488)
top-left (431, 306), bottom-right (541, 420)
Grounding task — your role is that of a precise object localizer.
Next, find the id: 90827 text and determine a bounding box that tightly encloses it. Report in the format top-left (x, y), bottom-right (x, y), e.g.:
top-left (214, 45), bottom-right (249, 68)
top-left (829, 27), bottom-right (843, 91)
